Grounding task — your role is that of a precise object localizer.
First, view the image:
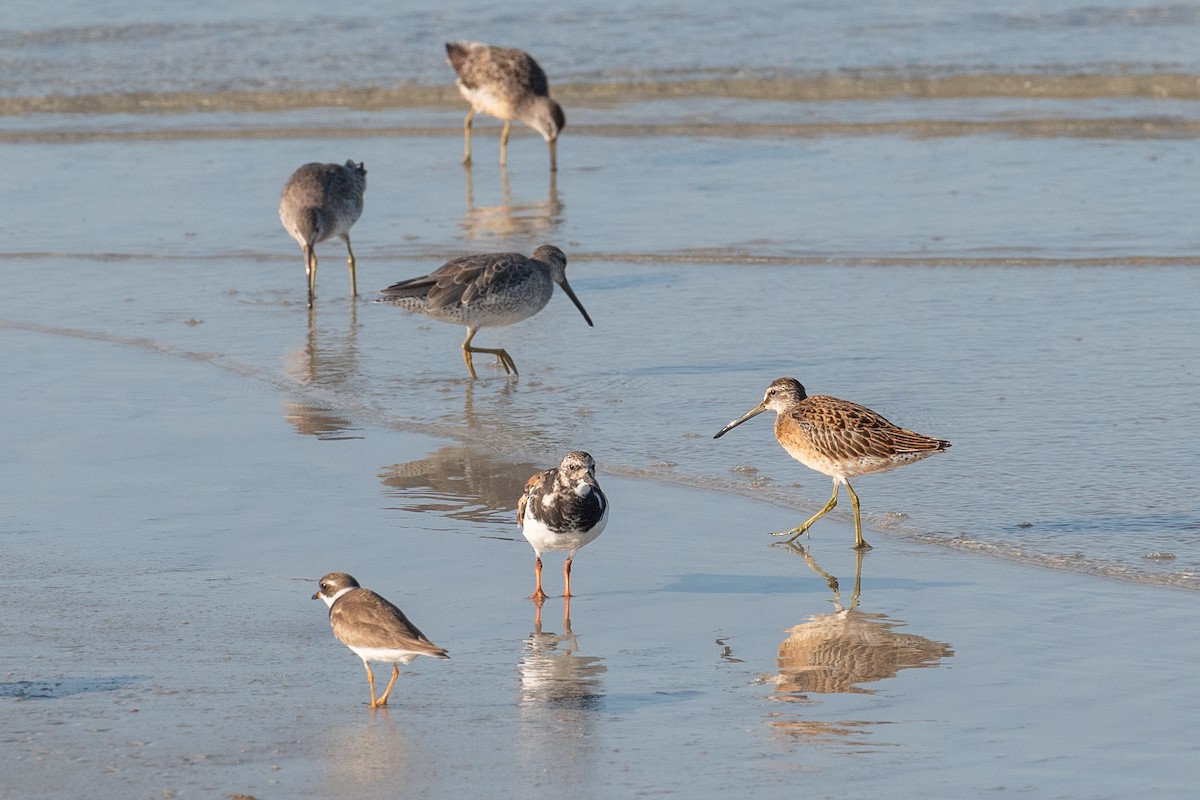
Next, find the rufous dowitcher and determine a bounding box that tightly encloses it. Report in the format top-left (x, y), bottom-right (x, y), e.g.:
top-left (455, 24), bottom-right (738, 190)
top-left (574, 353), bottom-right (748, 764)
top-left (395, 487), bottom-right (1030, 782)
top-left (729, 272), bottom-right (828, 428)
top-left (714, 377), bottom-right (950, 550)
top-left (279, 160), bottom-right (366, 307)
top-left (445, 41), bottom-right (566, 171)
top-left (313, 572), bottom-right (449, 709)
top-left (517, 451), bottom-right (609, 602)
top-left (376, 244), bottom-right (592, 378)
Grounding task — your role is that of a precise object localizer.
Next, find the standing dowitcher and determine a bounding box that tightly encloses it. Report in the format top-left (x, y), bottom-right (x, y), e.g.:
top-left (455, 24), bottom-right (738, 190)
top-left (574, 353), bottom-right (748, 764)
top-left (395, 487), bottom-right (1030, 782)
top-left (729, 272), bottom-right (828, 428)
top-left (517, 451), bottom-right (609, 601)
top-left (376, 244), bottom-right (592, 378)
top-left (446, 41), bottom-right (565, 171)
top-left (313, 572), bottom-right (449, 709)
top-left (714, 378), bottom-right (950, 550)
top-left (279, 161), bottom-right (366, 307)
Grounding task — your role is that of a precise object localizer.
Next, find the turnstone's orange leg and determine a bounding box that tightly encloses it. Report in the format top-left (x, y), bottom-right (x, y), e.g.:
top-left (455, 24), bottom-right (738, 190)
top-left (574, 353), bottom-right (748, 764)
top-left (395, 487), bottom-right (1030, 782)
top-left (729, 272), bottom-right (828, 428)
top-left (563, 557), bottom-right (574, 598)
top-left (530, 556), bottom-right (548, 601)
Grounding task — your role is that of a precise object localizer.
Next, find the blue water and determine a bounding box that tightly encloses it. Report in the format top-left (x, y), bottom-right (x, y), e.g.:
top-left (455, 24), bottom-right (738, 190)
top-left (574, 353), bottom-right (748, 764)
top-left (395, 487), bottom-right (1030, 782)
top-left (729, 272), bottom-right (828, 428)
top-left (3, 2), bottom-right (1200, 797)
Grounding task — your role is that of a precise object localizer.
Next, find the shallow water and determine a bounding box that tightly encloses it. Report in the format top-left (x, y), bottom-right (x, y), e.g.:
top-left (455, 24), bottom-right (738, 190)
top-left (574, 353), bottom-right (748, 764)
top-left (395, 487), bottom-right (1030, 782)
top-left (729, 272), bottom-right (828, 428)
top-left (3, 1), bottom-right (1200, 797)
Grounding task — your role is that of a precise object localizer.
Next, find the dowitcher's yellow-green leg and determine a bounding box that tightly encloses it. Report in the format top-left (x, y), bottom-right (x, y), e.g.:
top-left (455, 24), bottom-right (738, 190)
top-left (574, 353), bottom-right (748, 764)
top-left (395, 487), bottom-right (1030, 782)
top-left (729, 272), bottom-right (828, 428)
top-left (344, 236), bottom-right (357, 298)
top-left (462, 109), bottom-right (475, 165)
top-left (773, 479), bottom-right (872, 550)
top-left (304, 244), bottom-right (318, 308)
top-left (500, 120), bottom-right (512, 166)
top-left (460, 327), bottom-right (517, 379)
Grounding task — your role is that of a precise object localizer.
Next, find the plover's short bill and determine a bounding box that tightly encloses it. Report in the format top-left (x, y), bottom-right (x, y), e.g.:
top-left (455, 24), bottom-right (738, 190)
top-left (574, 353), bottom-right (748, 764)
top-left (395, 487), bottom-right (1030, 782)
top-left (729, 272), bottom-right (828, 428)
top-left (313, 572), bottom-right (449, 708)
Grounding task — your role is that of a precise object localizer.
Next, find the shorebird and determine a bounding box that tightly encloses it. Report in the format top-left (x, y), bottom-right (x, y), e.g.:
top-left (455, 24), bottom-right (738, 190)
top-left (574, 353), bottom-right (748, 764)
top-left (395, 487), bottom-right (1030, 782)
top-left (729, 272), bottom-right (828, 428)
top-left (445, 41), bottom-right (565, 170)
top-left (517, 451), bottom-right (609, 601)
top-left (279, 161), bottom-right (366, 307)
top-left (714, 378), bottom-right (950, 550)
top-left (376, 244), bottom-right (592, 378)
top-left (313, 572), bottom-right (449, 708)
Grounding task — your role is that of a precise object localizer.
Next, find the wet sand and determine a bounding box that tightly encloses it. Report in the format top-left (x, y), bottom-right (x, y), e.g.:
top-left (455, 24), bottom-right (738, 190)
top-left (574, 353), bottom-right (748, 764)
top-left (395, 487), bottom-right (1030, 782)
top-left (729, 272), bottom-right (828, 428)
top-left (1, 327), bottom-right (1197, 798)
top-left (2, 62), bottom-right (1199, 797)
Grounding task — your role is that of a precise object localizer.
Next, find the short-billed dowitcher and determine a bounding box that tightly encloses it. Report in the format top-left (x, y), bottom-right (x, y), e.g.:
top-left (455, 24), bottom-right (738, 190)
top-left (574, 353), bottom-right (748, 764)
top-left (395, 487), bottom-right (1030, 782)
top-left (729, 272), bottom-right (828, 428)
top-left (313, 572), bottom-right (449, 709)
top-left (446, 41), bottom-right (565, 171)
top-left (376, 244), bottom-right (592, 378)
top-left (714, 378), bottom-right (950, 550)
top-left (517, 451), bottom-right (609, 601)
top-left (279, 161), bottom-right (366, 307)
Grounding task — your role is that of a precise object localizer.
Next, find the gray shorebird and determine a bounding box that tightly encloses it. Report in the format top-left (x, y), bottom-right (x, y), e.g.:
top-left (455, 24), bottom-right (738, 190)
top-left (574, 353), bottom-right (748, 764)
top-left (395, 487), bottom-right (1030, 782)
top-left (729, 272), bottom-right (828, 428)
top-left (279, 161), bottom-right (366, 307)
top-left (517, 451), bottom-right (609, 601)
top-left (376, 244), bottom-right (592, 378)
top-left (714, 378), bottom-right (950, 550)
top-left (445, 41), bottom-right (565, 171)
top-left (313, 572), bottom-right (448, 709)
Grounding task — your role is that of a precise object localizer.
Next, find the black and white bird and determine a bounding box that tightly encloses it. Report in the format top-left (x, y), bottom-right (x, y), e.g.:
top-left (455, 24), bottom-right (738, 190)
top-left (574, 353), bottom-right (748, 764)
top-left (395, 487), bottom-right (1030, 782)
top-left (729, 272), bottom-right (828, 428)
top-left (517, 451), bottom-right (609, 601)
top-left (313, 572), bottom-right (449, 708)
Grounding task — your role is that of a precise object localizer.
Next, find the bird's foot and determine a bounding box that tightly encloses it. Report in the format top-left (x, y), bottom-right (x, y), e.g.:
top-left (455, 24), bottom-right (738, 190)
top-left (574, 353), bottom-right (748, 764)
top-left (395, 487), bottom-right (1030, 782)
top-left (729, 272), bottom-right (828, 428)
top-left (770, 525), bottom-right (811, 543)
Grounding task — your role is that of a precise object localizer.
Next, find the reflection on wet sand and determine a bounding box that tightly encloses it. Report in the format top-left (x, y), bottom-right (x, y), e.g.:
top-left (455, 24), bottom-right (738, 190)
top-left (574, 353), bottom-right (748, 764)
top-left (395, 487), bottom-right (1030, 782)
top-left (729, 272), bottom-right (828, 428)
top-left (461, 166), bottom-right (562, 241)
top-left (517, 600), bottom-right (606, 789)
top-left (319, 716), bottom-right (429, 797)
top-left (768, 544), bottom-right (953, 741)
top-left (281, 305), bottom-right (362, 439)
top-left (519, 600), bottom-right (607, 706)
top-left (380, 444), bottom-right (540, 525)
top-left (773, 544), bottom-right (953, 697)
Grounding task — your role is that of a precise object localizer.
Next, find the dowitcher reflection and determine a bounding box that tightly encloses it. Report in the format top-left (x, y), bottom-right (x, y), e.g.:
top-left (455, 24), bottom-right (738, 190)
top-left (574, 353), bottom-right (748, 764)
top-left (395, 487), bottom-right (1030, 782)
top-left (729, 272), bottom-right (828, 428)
top-left (462, 167), bottom-right (562, 240)
top-left (278, 161), bottom-right (366, 307)
top-left (715, 377), bottom-right (950, 550)
top-left (446, 41), bottom-right (565, 171)
top-left (376, 244), bottom-right (592, 379)
top-left (771, 542), bottom-right (954, 698)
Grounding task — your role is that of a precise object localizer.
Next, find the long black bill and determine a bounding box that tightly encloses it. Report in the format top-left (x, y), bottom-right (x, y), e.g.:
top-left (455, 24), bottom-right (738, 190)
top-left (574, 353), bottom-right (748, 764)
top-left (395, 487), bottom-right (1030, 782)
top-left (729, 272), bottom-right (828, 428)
top-left (713, 403), bottom-right (768, 439)
top-left (558, 277), bottom-right (594, 327)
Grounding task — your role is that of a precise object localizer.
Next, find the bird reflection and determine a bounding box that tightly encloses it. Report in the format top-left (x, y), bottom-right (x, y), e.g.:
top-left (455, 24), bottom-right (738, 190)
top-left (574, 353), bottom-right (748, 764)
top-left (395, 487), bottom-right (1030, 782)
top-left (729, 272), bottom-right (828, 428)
top-left (516, 600), bottom-right (606, 792)
top-left (281, 305), bottom-right (362, 440)
top-left (318, 717), bottom-right (429, 796)
top-left (519, 599), bottom-right (607, 706)
top-left (461, 165), bottom-right (563, 241)
top-left (771, 543), bottom-right (954, 699)
top-left (380, 445), bottom-right (540, 525)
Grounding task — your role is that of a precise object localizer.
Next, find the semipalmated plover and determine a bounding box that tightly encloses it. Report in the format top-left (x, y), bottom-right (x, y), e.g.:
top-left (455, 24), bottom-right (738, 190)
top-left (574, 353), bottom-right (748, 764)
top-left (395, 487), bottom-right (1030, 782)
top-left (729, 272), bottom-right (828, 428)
top-left (313, 572), bottom-right (449, 708)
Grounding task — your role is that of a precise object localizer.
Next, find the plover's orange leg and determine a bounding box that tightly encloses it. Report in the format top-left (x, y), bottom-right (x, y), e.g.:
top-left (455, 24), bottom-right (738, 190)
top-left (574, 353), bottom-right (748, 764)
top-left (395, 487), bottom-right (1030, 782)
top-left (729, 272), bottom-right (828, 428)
top-left (376, 664), bottom-right (400, 707)
top-left (363, 661), bottom-right (379, 708)
top-left (773, 480), bottom-right (841, 543)
top-left (530, 555), bottom-right (548, 601)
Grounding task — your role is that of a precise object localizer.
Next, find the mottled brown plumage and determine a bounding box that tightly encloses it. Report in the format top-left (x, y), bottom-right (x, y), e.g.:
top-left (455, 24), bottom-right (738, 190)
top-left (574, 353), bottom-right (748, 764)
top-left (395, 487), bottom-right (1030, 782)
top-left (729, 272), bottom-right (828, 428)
top-left (714, 377), bottom-right (949, 549)
top-left (446, 41), bottom-right (565, 170)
